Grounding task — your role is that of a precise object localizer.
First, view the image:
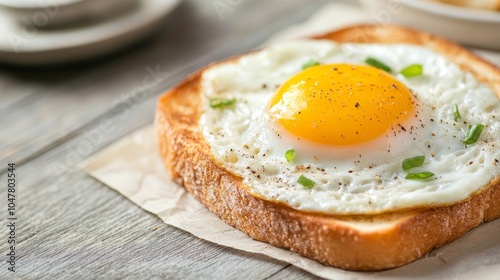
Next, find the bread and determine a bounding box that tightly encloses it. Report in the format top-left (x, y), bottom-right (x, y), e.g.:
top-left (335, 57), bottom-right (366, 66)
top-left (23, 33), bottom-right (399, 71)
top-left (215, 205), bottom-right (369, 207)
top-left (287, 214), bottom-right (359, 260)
top-left (155, 25), bottom-right (500, 271)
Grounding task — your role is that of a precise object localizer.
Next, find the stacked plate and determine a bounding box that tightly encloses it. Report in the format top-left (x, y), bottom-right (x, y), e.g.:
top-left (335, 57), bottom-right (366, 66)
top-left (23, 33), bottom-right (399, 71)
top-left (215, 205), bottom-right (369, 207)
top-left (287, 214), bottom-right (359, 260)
top-left (0, 0), bottom-right (181, 65)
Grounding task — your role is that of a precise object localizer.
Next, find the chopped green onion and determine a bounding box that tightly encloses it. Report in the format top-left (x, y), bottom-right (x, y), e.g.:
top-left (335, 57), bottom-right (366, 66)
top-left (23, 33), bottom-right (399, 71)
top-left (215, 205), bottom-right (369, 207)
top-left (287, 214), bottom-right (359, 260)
top-left (302, 60), bottom-right (320, 69)
top-left (365, 57), bottom-right (392, 73)
top-left (452, 104), bottom-right (461, 122)
top-left (209, 97), bottom-right (236, 108)
top-left (405, 172), bottom-right (434, 180)
top-left (402, 156), bottom-right (425, 171)
top-left (297, 175), bottom-right (315, 189)
top-left (400, 64), bottom-right (423, 77)
top-left (285, 149), bottom-right (295, 162)
top-left (463, 124), bottom-right (484, 145)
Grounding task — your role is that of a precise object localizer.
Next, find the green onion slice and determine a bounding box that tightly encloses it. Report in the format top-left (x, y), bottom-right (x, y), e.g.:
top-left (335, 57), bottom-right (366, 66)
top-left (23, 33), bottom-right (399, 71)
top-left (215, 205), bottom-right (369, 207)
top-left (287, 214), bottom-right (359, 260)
top-left (405, 172), bottom-right (434, 180)
top-left (463, 124), bottom-right (485, 145)
top-left (209, 97), bottom-right (236, 108)
top-left (297, 175), bottom-right (315, 189)
top-left (452, 104), bottom-right (461, 122)
top-left (285, 149), bottom-right (295, 162)
top-left (302, 60), bottom-right (320, 69)
top-left (365, 57), bottom-right (392, 73)
top-left (402, 156), bottom-right (425, 171)
top-left (400, 64), bottom-right (423, 77)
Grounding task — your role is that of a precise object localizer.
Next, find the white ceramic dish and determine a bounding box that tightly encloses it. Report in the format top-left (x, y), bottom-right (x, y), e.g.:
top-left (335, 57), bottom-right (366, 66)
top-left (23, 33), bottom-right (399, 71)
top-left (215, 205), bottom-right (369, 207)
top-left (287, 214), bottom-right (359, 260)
top-left (0, 0), bottom-right (137, 27)
top-left (359, 0), bottom-right (500, 51)
top-left (0, 0), bottom-right (181, 65)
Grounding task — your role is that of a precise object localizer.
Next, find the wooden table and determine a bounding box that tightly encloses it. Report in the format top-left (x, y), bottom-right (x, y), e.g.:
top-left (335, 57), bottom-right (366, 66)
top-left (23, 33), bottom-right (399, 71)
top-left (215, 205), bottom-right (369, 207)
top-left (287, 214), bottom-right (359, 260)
top-left (1, 0), bottom-right (350, 278)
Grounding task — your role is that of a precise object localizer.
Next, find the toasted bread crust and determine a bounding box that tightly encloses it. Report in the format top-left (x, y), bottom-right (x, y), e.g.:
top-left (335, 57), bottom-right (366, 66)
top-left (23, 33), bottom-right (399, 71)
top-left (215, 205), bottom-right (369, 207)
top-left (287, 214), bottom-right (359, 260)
top-left (156, 25), bottom-right (500, 270)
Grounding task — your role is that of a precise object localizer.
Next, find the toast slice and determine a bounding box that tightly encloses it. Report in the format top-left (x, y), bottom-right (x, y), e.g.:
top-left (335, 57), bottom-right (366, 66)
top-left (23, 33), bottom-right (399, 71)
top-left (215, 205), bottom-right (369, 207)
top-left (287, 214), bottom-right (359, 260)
top-left (155, 25), bottom-right (500, 271)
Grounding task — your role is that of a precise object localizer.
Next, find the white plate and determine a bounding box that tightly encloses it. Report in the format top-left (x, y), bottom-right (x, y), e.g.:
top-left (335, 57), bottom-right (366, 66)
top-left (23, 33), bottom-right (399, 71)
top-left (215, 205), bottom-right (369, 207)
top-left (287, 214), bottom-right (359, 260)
top-left (359, 0), bottom-right (500, 51)
top-left (0, 0), bottom-right (182, 65)
top-left (0, 0), bottom-right (138, 27)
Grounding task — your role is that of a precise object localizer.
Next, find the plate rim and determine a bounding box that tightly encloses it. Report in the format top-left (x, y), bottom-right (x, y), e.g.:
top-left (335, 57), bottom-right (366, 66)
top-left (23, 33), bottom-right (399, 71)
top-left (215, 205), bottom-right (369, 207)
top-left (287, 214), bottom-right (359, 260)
top-left (401, 0), bottom-right (500, 23)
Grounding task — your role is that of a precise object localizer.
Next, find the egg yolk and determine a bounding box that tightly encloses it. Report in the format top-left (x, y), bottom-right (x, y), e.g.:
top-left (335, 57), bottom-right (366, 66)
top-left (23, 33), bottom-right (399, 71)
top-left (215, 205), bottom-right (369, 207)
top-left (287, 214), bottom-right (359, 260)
top-left (268, 64), bottom-right (417, 146)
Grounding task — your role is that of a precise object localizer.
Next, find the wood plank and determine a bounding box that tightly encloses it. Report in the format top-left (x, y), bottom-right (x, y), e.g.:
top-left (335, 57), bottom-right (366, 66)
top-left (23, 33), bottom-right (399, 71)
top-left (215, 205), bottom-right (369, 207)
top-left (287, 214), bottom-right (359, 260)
top-left (267, 265), bottom-right (324, 280)
top-left (0, 66), bottom-right (86, 111)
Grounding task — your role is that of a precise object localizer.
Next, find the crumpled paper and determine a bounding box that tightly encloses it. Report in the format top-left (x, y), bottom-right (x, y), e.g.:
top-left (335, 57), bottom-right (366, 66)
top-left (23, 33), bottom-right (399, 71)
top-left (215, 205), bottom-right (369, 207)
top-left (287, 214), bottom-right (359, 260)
top-left (83, 3), bottom-right (500, 279)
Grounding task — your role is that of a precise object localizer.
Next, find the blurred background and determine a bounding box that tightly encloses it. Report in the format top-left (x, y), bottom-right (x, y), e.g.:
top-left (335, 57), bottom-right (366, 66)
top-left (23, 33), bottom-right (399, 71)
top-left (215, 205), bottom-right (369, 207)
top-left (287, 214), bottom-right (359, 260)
top-left (1, 0), bottom-right (499, 279)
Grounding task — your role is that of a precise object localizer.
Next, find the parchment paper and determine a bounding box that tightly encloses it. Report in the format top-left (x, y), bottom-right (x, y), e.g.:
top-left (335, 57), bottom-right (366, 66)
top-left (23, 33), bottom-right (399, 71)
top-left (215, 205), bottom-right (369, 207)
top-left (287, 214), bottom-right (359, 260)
top-left (83, 3), bottom-right (500, 279)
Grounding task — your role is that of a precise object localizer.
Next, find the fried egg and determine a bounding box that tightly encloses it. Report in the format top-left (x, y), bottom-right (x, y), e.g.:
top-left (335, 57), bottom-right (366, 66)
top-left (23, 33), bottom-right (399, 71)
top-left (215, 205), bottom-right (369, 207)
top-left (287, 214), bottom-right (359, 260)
top-left (199, 40), bottom-right (500, 215)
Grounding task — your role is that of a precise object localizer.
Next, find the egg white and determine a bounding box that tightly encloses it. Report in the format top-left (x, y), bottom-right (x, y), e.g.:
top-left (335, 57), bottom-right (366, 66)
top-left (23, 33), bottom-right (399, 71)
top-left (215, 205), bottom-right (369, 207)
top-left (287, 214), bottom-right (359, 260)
top-left (199, 40), bottom-right (500, 215)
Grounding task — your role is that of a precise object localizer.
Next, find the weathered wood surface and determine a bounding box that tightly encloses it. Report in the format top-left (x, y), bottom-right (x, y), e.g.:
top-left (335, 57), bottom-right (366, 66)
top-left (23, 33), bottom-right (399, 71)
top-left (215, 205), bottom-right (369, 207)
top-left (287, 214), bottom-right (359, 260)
top-left (0, 0), bottom-right (343, 279)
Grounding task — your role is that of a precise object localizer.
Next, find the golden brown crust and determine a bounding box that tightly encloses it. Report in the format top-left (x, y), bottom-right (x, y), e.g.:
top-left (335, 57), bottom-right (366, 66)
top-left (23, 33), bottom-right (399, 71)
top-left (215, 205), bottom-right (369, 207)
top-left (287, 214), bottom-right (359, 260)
top-left (155, 25), bottom-right (500, 270)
